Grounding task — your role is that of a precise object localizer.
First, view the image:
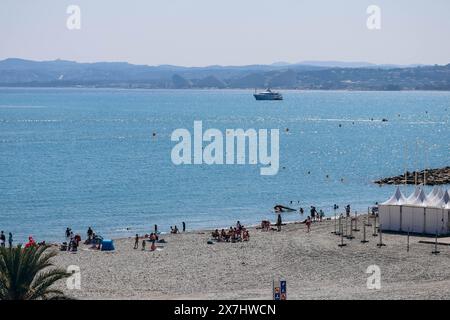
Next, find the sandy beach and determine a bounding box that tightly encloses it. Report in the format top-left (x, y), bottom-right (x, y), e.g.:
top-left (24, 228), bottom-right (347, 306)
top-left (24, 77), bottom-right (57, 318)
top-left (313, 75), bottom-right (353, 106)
top-left (51, 216), bottom-right (450, 300)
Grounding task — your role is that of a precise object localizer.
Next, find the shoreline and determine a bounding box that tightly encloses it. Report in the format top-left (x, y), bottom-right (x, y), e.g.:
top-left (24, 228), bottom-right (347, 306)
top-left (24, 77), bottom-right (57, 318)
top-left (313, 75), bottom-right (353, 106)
top-left (50, 213), bottom-right (342, 245)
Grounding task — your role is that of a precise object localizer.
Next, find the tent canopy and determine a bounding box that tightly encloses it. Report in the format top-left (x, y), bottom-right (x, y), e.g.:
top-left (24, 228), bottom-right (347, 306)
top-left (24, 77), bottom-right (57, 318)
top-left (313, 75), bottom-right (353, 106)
top-left (381, 187), bottom-right (406, 205)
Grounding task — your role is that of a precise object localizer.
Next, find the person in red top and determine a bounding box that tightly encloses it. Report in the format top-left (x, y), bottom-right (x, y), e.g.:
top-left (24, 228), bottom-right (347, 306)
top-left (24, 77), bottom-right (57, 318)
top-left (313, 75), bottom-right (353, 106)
top-left (25, 236), bottom-right (37, 248)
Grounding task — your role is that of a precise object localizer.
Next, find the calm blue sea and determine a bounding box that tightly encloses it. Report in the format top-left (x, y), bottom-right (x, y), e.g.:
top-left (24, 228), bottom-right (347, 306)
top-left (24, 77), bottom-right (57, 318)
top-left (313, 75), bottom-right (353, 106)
top-left (0, 88), bottom-right (449, 242)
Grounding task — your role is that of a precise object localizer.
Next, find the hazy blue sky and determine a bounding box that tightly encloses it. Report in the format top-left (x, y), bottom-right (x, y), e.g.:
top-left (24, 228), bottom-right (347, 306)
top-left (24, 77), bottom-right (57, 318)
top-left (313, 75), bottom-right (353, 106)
top-left (1, 0), bottom-right (449, 66)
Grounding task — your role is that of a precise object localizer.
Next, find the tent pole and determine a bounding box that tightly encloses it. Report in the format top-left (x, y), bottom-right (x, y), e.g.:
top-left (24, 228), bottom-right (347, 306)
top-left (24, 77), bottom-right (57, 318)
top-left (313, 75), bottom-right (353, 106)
top-left (414, 139), bottom-right (418, 185)
top-left (432, 231), bottom-right (440, 255)
top-left (404, 144), bottom-right (408, 185)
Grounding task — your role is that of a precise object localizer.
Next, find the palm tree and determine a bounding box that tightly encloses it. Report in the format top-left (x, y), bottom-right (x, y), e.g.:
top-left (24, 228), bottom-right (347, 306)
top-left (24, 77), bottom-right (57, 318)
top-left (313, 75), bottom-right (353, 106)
top-left (0, 245), bottom-right (70, 300)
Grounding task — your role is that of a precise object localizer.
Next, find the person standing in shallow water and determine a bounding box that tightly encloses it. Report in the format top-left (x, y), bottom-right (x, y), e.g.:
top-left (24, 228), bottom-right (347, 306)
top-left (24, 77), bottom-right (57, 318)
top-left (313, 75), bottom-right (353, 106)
top-left (134, 234), bottom-right (139, 249)
top-left (182, 222), bottom-right (186, 232)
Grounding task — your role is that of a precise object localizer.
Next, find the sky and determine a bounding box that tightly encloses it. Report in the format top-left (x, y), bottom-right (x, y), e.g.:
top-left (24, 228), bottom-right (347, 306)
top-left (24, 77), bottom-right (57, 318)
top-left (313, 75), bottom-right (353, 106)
top-left (0, 0), bottom-right (449, 66)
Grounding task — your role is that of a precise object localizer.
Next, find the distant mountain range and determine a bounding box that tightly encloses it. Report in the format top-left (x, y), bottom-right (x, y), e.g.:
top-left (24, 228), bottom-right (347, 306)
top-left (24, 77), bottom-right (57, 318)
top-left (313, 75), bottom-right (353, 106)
top-left (0, 58), bottom-right (449, 90)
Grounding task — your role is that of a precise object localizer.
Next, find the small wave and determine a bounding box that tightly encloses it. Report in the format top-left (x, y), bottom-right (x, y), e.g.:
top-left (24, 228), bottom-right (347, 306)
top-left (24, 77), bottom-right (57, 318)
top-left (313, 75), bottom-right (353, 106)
top-left (405, 121), bottom-right (447, 125)
top-left (15, 119), bottom-right (62, 123)
top-left (305, 118), bottom-right (382, 123)
top-left (0, 105), bottom-right (48, 109)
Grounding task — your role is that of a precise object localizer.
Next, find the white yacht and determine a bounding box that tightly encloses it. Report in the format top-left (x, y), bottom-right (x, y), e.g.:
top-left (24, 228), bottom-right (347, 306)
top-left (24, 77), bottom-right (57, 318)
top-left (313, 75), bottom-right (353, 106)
top-left (253, 88), bottom-right (283, 100)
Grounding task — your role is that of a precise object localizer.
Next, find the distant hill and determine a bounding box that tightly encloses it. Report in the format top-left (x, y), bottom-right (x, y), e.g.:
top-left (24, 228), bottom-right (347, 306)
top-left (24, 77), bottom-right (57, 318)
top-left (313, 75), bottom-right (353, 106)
top-left (0, 58), bottom-right (449, 90)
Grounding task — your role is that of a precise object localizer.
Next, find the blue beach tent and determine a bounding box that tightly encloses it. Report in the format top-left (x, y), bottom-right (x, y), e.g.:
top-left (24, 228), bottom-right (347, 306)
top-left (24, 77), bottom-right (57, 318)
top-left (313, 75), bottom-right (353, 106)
top-left (101, 239), bottom-right (115, 251)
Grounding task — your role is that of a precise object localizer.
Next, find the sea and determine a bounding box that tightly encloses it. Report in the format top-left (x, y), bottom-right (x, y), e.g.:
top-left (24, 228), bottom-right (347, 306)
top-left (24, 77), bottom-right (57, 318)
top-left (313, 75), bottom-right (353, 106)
top-left (0, 88), bottom-right (449, 242)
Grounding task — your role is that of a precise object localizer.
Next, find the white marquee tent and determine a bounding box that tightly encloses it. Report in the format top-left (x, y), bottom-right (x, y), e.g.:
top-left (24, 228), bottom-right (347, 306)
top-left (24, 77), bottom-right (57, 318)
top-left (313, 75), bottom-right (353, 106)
top-left (379, 187), bottom-right (450, 235)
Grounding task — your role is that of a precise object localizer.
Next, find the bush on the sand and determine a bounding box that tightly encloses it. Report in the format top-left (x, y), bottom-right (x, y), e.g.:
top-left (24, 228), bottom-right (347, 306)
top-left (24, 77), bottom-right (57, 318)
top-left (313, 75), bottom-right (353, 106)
top-left (0, 245), bottom-right (70, 300)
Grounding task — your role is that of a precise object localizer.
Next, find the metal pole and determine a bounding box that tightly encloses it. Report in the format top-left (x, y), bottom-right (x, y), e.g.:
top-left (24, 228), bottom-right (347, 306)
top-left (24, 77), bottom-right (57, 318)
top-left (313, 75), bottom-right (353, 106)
top-left (361, 218), bottom-right (369, 243)
top-left (338, 227), bottom-right (347, 247)
top-left (432, 231), bottom-right (440, 255)
top-left (353, 211), bottom-right (360, 232)
top-left (345, 217), bottom-right (348, 237)
top-left (337, 215), bottom-right (342, 236)
top-left (372, 215), bottom-right (378, 237)
top-left (333, 209), bottom-right (337, 234)
top-left (347, 218), bottom-right (354, 240)
top-left (366, 212), bottom-right (372, 227)
top-left (377, 224), bottom-right (386, 247)
top-left (407, 231), bottom-right (410, 252)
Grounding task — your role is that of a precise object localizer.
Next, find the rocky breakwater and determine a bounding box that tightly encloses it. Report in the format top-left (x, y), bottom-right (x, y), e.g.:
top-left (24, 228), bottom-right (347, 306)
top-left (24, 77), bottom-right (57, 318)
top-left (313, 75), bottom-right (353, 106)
top-left (375, 167), bottom-right (450, 186)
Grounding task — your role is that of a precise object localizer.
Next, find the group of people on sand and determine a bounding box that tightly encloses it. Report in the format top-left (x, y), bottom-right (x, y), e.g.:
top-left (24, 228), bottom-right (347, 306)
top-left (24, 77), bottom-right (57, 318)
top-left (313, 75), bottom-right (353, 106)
top-left (211, 221), bottom-right (250, 243)
top-left (134, 232), bottom-right (159, 251)
top-left (271, 202), bottom-right (348, 234)
top-left (133, 222), bottom-right (186, 251)
top-left (62, 226), bottom-right (101, 251)
top-left (0, 231), bottom-right (43, 249)
top-left (297, 205), bottom-right (325, 222)
top-left (170, 222), bottom-right (186, 234)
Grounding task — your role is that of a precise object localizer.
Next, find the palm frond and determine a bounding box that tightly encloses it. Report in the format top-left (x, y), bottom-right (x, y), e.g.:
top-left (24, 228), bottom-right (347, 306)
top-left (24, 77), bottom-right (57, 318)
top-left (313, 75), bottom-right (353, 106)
top-left (0, 245), bottom-right (70, 300)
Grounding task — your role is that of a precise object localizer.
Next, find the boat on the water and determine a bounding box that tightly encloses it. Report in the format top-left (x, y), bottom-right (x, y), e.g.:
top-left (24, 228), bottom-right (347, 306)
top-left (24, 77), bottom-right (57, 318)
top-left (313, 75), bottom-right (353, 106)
top-left (253, 88), bottom-right (283, 100)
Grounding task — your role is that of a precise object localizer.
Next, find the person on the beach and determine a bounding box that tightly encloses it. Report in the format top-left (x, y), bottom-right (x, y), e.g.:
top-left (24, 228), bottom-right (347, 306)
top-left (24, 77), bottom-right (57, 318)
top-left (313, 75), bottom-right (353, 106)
top-left (8, 232), bottom-right (13, 248)
top-left (25, 236), bottom-right (36, 248)
top-left (134, 234), bottom-right (139, 249)
top-left (182, 222), bottom-right (186, 232)
top-left (276, 214), bottom-right (282, 232)
top-left (142, 238), bottom-right (146, 251)
top-left (87, 227), bottom-right (93, 241)
top-left (310, 206), bottom-right (316, 221)
top-left (212, 229), bottom-right (219, 240)
top-left (243, 229), bottom-right (250, 241)
top-left (306, 216), bottom-right (312, 233)
top-left (220, 229), bottom-right (227, 241)
top-left (236, 221), bottom-right (242, 231)
top-left (0, 231), bottom-right (5, 247)
top-left (299, 207), bottom-right (304, 215)
top-left (227, 227), bottom-right (234, 242)
top-left (236, 227), bottom-right (242, 241)
top-left (345, 204), bottom-right (351, 217)
top-left (65, 227), bottom-right (71, 239)
top-left (319, 209), bottom-right (325, 222)
top-left (154, 224), bottom-right (158, 234)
